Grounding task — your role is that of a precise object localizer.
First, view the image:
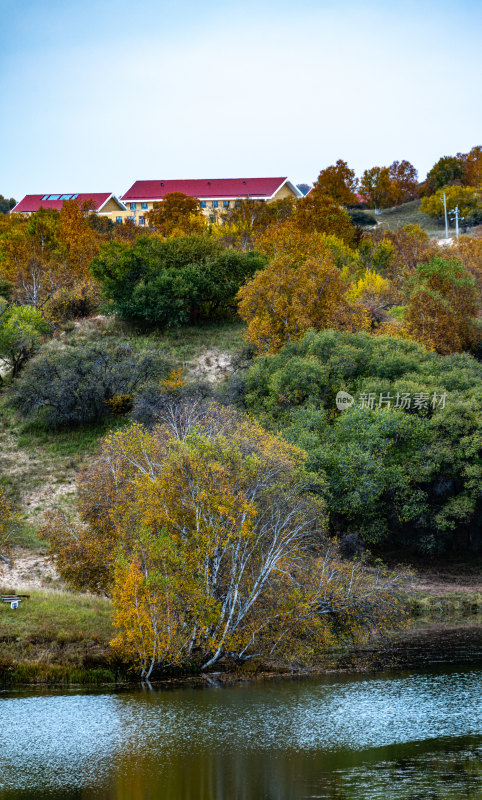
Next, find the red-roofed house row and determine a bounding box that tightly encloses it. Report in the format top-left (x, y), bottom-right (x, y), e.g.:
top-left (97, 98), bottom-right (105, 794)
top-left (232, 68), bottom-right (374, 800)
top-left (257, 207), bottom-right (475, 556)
top-left (11, 178), bottom-right (302, 226)
top-left (120, 177), bottom-right (301, 224)
top-left (11, 193), bottom-right (126, 221)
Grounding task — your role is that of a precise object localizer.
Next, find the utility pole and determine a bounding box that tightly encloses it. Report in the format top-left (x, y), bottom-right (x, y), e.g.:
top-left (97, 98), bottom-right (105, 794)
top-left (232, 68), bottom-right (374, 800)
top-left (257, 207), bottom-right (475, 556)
top-left (449, 205), bottom-right (463, 243)
top-left (442, 193), bottom-right (449, 239)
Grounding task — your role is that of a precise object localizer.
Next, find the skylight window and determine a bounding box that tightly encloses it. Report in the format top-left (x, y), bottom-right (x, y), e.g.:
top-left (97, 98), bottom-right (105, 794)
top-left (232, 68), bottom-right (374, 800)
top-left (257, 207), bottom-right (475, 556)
top-left (41, 195), bottom-right (49, 201)
top-left (71, 194), bottom-right (79, 199)
top-left (47, 194), bottom-right (61, 201)
top-left (60, 194), bottom-right (72, 200)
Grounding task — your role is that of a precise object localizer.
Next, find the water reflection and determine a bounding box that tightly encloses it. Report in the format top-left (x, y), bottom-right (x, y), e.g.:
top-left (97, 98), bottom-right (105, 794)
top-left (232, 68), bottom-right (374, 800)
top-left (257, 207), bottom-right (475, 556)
top-left (0, 667), bottom-right (481, 799)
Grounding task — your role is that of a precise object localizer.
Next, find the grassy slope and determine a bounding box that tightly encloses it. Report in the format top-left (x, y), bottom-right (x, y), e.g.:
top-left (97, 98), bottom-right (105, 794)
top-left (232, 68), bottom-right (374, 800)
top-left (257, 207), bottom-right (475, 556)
top-left (357, 199), bottom-right (449, 237)
top-left (0, 589), bottom-right (120, 684)
top-left (0, 318), bottom-right (246, 531)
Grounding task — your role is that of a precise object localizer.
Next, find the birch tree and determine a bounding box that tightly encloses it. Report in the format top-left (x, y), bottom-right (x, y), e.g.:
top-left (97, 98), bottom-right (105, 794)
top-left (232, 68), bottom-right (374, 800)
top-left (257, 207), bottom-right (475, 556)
top-left (43, 402), bottom-right (408, 677)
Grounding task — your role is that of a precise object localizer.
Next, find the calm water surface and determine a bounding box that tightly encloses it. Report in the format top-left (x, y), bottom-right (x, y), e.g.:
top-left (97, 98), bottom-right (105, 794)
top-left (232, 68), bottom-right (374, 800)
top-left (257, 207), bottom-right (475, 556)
top-left (0, 666), bottom-right (481, 799)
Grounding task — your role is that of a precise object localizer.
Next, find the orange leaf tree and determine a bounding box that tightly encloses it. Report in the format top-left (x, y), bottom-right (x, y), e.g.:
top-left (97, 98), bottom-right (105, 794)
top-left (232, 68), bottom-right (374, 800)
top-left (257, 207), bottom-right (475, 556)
top-left (237, 234), bottom-right (369, 353)
top-left (147, 192), bottom-right (207, 237)
top-left (312, 160), bottom-right (359, 205)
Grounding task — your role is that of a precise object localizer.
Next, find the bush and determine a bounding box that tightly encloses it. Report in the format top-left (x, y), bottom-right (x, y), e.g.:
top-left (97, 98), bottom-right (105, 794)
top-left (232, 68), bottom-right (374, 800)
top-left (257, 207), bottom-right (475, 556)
top-left (12, 342), bottom-right (173, 427)
top-left (348, 210), bottom-right (378, 227)
top-left (44, 282), bottom-right (101, 324)
top-left (90, 235), bottom-right (266, 326)
top-left (0, 304), bottom-right (51, 378)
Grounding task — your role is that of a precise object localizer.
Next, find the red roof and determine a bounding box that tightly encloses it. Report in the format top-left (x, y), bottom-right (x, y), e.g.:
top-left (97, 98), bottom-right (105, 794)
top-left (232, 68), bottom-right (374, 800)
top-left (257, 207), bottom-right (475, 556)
top-left (12, 193), bottom-right (115, 213)
top-left (121, 178), bottom-right (290, 202)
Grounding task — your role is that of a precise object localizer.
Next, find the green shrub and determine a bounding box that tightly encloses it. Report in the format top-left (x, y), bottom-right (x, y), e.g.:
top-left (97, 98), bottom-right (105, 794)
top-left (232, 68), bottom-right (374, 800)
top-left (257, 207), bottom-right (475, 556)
top-left (90, 234), bottom-right (266, 326)
top-left (244, 329), bottom-right (482, 554)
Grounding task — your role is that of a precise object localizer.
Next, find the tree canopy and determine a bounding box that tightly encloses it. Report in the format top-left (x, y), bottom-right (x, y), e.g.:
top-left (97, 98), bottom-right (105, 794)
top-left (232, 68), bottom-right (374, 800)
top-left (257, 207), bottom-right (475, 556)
top-left (243, 329), bottom-right (482, 555)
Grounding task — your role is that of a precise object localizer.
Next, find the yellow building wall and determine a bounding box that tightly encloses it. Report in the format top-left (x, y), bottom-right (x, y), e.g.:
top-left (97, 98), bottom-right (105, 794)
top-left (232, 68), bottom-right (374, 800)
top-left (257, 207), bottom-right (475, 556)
top-left (270, 183), bottom-right (298, 201)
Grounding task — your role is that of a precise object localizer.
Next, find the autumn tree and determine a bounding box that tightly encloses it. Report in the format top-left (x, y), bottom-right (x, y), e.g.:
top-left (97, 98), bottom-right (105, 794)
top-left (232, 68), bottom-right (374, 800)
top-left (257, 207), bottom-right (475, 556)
top-left (237, 239), bottom-right (368, 353)
top-left (0, 210), bottom-right (61, 305)
top-left (313, 160), bottom-right (358, 205)
top-left (458, 145), bottom-right (482, 188)
top-left (293, 188), bottom-right (355, 244)
top-left (146, 192), bottom-right (207, 237)
top-left (452, 236), bottom-right (482, 295)
top-left (424, 155), bottom-right (465, 194)
top-left (368, 225), bottom-right (438, 287)
top-left (346, 269), bottom-right (397, 326)
top-left (406, 257), bottom-right (480, 354)
top-left (420, 184), bottom-right (480, 223)
top-left (215, 197), bottom-right (294, 251)
top-left (57, 199), bottom-right (101, 278)
top-left (42, 401), bottom-right (407, 677)
top-left (0, 203), bottom-right (102, 307)
top-left (360, 167), bottom-right (397, 213)
top-left (389, 160), bottom-right (419, 204)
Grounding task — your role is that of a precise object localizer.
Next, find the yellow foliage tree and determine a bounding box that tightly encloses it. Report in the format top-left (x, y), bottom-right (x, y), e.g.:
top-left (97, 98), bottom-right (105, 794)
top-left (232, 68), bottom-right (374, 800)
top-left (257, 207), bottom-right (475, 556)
top-left (406, 257), bottom-right (480, 354)
top-left (42, 401), bottom-right (407, 677)
top-left (147, 192), bottom-right (207, 237)
top-left (237, 245), bottom-right (369, 353)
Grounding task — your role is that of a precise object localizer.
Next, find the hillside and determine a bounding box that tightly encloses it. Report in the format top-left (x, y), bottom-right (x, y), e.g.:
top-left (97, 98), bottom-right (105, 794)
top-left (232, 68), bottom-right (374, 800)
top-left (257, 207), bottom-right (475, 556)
top-left (357, 199), bottom-right (449, 238)
top-left (1, 318), bottom-right (481, 685)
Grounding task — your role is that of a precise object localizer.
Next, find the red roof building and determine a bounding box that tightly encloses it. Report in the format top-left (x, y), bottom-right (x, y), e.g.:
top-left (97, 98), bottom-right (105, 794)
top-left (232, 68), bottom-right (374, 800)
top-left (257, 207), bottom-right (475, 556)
top-left (121, 177), bottom-right (301, 203)
top-left (11, 193), bottom-right (126, 219)
top-left (120, 177), bottom-right (302, 224)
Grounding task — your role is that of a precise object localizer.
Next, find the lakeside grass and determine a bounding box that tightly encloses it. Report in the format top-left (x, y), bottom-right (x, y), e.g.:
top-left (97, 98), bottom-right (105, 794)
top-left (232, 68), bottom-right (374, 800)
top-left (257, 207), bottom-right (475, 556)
top-left (0, 588), bottom-right (122, 685)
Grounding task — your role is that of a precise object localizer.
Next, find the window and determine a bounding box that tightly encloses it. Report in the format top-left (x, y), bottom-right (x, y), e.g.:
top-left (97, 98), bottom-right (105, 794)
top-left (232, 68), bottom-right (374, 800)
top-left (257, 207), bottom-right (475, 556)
top-left (60, 194), bottom-right (72, 200)
top-left (127, 216), bottom-right (134, 222)
top-left (212, 201), bottom-right (218, 209)
top-left (71, 194), bottom-right (79, 199)
top-left (141, 202), bottom-right (148, 210)
top-left (200, 201), bottom-right (207, 209)
top-left (116, 216), bottom-right (123, 224)
top-left (139, 217), bottom-right (145, 225)
top-left (129, 202), bottom-right (137, 210)
top-left (223, 200), bottom-right (230, 208)
top-left (48, 194), bottom-right (61, 201)
top-left (41, 195), bottom-right (49, 201)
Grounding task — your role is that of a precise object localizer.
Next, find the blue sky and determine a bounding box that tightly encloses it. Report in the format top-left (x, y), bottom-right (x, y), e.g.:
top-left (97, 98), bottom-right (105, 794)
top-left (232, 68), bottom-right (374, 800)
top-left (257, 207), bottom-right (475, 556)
top-left (1, 0), bottom-right (481, 200)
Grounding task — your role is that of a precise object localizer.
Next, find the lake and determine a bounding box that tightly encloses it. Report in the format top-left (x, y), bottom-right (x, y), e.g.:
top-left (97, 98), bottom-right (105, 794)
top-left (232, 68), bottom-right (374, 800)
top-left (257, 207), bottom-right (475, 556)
top-left (0, 666), bottom-right (481, 799)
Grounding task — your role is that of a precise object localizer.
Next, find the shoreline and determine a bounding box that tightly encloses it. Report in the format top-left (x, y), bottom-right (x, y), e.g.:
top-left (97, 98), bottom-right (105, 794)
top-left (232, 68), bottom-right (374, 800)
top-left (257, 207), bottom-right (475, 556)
top-left (1, 620), bottom-right (481, 690)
